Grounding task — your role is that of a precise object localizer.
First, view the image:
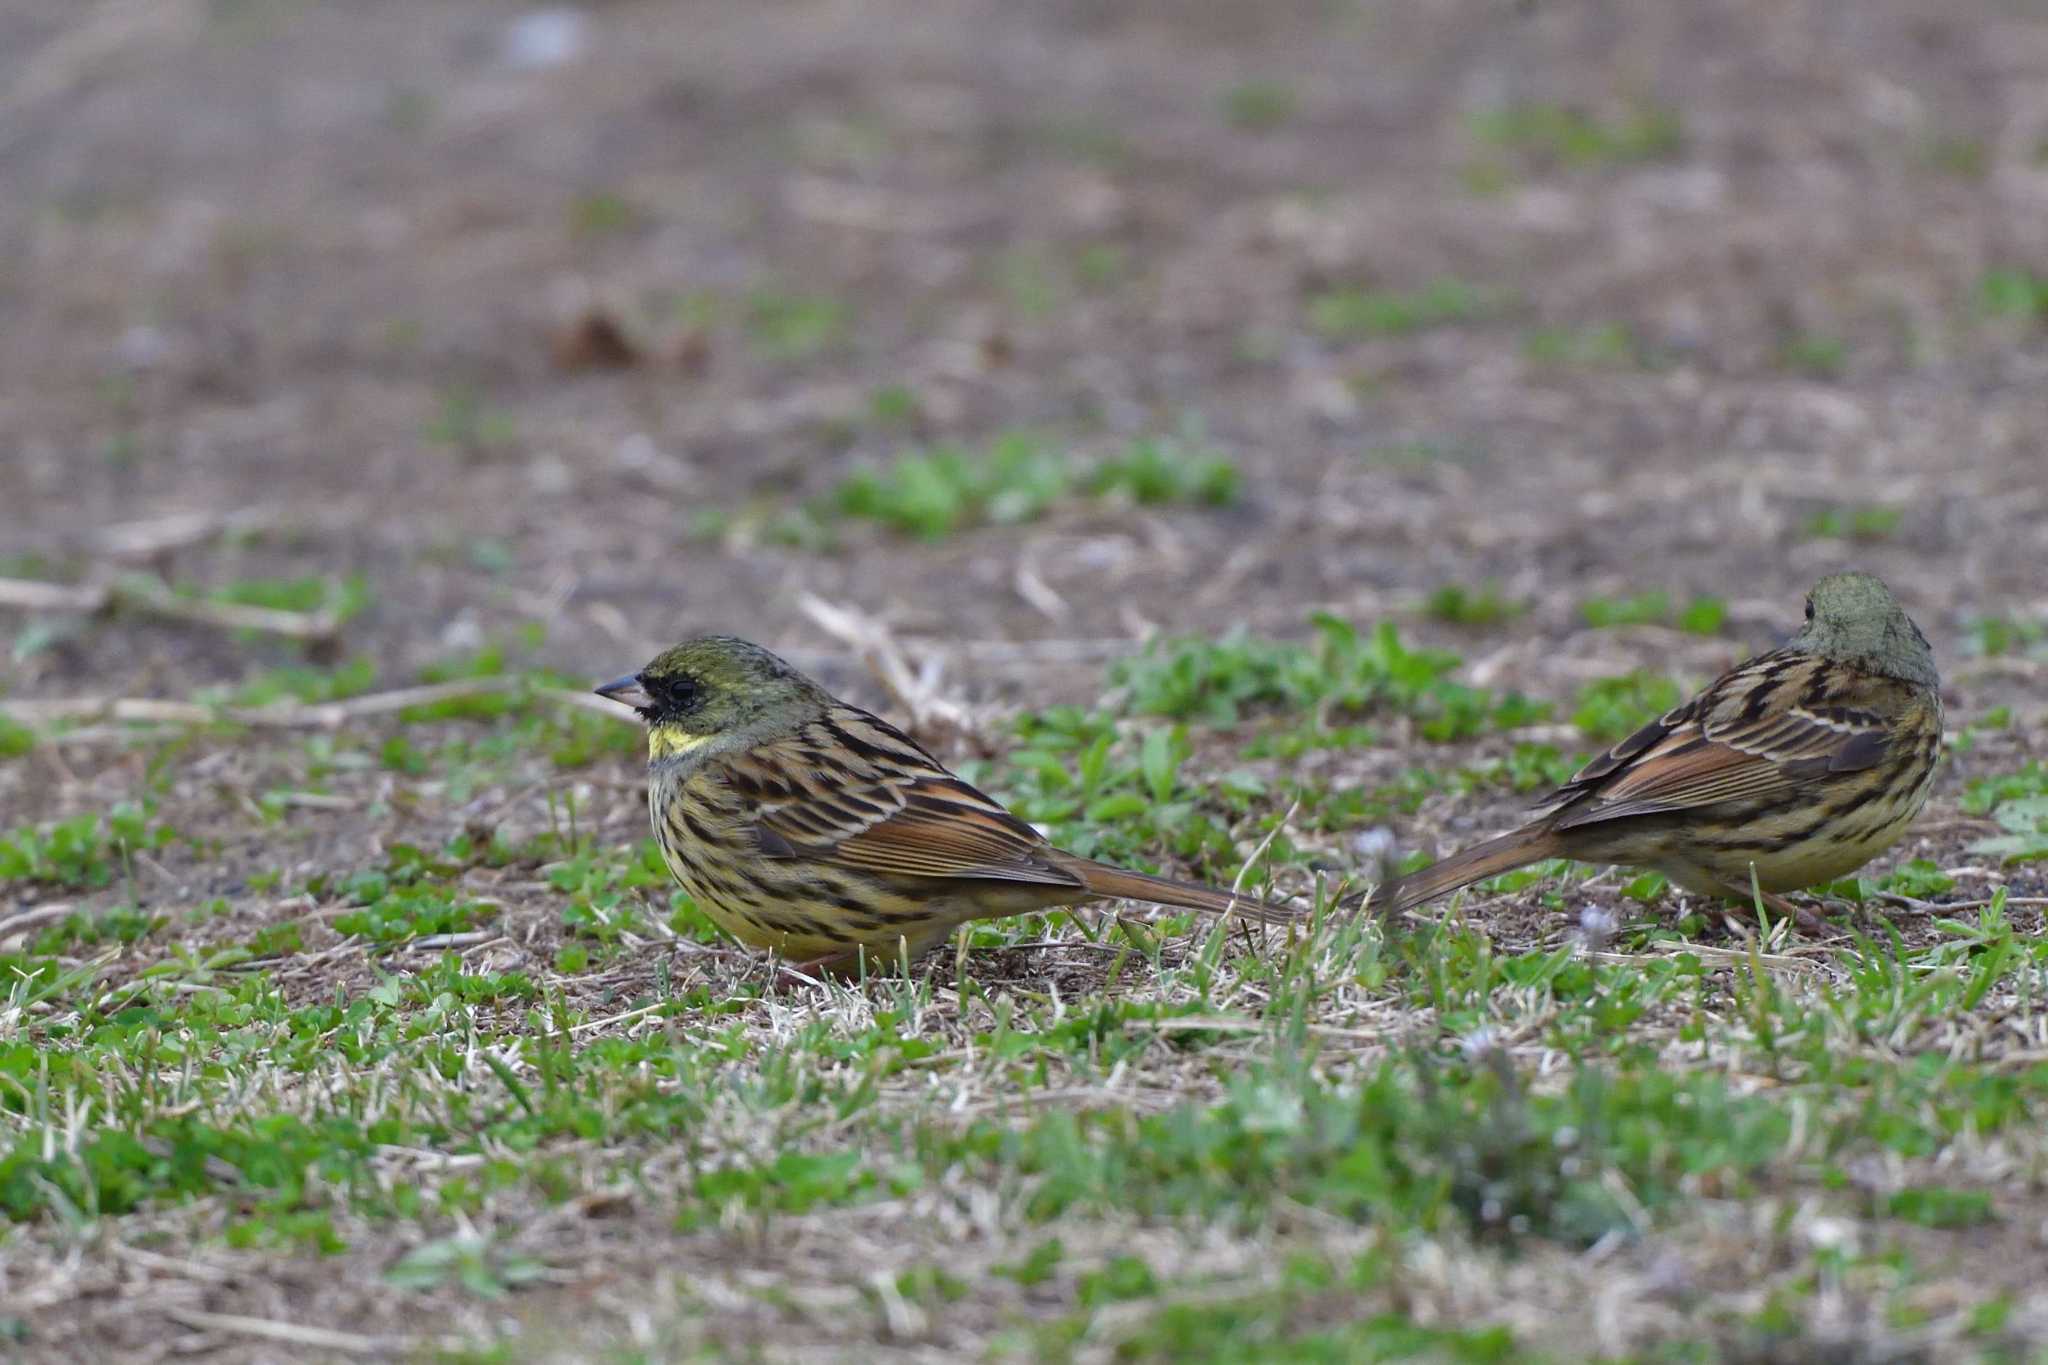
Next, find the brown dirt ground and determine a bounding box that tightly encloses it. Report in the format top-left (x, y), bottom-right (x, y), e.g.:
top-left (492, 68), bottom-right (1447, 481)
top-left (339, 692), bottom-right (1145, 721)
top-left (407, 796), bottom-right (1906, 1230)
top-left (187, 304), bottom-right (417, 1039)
top-left (4, 0), bottom-right (2048, 1359)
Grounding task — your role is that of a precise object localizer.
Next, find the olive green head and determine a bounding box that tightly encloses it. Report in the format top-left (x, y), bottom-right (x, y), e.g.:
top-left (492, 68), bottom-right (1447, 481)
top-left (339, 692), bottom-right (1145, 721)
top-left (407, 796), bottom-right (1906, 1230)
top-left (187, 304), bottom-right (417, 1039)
top-left (1790, 572), bottom-right (1937, 689)
top-left (596, 636), bottom-right (829, 756)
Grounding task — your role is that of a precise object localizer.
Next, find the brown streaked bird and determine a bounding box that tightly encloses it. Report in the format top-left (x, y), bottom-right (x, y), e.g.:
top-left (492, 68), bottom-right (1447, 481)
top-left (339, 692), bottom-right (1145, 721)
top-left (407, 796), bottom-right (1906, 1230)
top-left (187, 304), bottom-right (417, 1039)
top-left (1371, 573), bottom-right (1942, 930)
top-left (597, 636), bottom-right (1302, 975)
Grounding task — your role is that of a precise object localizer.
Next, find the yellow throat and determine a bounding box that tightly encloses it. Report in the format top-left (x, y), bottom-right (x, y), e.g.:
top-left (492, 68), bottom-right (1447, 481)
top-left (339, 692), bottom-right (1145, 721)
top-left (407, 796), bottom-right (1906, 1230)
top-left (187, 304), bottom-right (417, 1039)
top-left (647, 727), bottom-right (715, 761)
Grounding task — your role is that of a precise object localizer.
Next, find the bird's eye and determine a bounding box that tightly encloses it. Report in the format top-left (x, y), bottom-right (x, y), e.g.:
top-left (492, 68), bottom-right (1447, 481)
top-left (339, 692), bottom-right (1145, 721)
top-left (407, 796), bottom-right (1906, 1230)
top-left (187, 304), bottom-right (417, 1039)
top-left (660, 675), bottom-right (704, 712)
top-left (1804, 599), bottom-right (1815, 622)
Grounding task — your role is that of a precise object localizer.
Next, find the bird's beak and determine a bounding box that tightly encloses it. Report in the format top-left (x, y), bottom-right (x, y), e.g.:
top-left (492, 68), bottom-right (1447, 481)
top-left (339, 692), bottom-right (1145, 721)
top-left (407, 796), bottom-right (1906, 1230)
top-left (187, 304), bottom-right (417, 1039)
top-left (595, 673), bottom-right (653, 713)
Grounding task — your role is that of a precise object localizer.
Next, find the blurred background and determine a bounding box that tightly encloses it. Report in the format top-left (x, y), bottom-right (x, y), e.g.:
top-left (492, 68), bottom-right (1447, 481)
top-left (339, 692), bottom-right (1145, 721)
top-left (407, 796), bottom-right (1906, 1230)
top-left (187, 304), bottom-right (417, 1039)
top-left (2, 0), bottom-right (2045, 726)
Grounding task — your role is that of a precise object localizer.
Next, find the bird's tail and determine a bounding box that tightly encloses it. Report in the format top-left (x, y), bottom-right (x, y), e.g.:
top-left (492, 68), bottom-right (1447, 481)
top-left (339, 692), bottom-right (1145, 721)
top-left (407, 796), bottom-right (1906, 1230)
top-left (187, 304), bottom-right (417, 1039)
top-left (1368, 826), bottom-right (1562, 916)
top-left (1066, 857), bottom-right (1304, 925)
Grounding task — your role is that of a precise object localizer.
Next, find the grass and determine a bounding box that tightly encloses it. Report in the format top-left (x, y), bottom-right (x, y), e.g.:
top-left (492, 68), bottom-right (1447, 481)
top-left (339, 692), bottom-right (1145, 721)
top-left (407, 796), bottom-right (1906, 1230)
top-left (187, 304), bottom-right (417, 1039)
top-left (1306, 278), bottom-right (1504, 339)
top-left (745, 289), bottom-right (850, 361)
top-left (0, 803), bottom-right (173, 891)
top-left (194, 572), bottom-right (372, 622)
top-left (1801, 503), bottom-right (1904, 541)
top-left (1976, 267), bottom-right (2048, 324)
top-left (1106, 614), bottom-right (1548, 741)
top-left (1775, 331), bottom-right (1848, 378)
top-left (12, 8), bottom-right (2048, 1356)
top-left (424, 386), bottom-right (518, 453)
top-left (1522, 321), bottom-right (1645, 368)
top-left (4, 620), bottom-right (2043, 1360)
top-left (1424, 581), bottom-right (1523, 627)
top-left (1923, 134), bottom-right (1989, 180)
top-left (992, 242), bottom-right (1139, 318)
top-left (1220, 80), bottom-right (1298, 133)
top-left (1580, 591), bottom-right (1726, 634)
top-left (1963, 765), bottom-right (2048, 865)
top-left (1469, 101), bottom-right (1683, 170)
top-left (1970, 614), bottom-right (2047, 658)
top-left (825, 431), bottom-right (1239, 541)
top-left (567, 191), bottom-right (637, 237)
top-left (0, 716), bottom-right (36, 758)
top-left (1570, 671), bottom-right (1682, 742)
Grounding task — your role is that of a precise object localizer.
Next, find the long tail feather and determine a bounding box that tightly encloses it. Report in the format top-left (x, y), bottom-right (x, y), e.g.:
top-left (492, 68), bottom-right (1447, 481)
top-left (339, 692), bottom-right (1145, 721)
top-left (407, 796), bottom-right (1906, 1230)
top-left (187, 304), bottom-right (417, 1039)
top-left (1373, 826), bottom-right (1562, 916)
top-left (1065, 858), bottom-right (1303, 925)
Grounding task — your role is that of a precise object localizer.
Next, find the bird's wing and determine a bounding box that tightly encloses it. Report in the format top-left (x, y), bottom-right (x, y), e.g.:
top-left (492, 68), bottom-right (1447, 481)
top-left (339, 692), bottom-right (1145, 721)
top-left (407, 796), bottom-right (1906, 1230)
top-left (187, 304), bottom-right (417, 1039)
top-left (1547, 653), bottom-right (1894, 830)
top-left (717, 705), bottom-right (1086, 888)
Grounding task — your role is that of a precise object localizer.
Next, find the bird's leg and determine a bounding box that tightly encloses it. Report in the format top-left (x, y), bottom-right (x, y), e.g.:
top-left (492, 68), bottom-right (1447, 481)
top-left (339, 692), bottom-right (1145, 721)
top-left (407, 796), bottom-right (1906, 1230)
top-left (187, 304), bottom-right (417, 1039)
top-left (1767, 891), bottom-right (1839, 935)
top-left (774, 939), bottom-right (927, 990)
top-left (770, 951), bottom-right (865, 991)
top-left (1715, 884), bottom-right (1832, 935)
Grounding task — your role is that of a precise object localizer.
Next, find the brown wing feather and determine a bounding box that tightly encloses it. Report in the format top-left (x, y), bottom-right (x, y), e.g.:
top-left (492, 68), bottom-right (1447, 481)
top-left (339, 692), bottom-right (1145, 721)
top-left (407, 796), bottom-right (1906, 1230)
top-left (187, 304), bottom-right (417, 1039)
top-left (1549, 653), bottom-right (1896, 831)
top-left (827, 794), bottom-right (1084, 886)
top-left (721, 704), bottom-right (1085, 889)
top-left (717, 703), bottom-right (1300, 921)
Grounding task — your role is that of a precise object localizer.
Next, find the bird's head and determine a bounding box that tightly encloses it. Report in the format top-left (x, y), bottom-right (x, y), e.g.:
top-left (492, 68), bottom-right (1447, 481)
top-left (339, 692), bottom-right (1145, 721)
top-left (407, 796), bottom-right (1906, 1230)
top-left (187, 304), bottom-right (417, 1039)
top-left (596, 636), bottom-right (827, 759)
top-left (1791, 572), bottom-right (1937, 689)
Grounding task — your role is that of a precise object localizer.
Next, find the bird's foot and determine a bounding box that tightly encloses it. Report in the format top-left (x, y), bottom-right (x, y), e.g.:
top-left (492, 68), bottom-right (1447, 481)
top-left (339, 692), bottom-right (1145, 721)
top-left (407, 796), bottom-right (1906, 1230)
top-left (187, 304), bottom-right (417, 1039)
top-left (1746, 889), bottom-right (1834, 936)
top-left (768, 953), bottom-right (862, 991)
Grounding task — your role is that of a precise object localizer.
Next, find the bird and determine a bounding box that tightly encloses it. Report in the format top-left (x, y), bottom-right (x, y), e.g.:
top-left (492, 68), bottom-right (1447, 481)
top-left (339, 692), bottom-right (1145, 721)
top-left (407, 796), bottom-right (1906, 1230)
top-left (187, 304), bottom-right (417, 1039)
top-left (595, 635), bottom-right (1303, 975)
top-left (1369, 572), bottom-right (1942, 931)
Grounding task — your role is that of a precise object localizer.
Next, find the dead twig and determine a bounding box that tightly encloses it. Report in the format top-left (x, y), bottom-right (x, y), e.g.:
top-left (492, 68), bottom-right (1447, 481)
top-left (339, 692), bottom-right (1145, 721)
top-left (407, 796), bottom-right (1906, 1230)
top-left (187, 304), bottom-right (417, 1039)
top-left (1872, 892), bottom-right (2048, 915)
top-left (111, 1243), bottom-right (237, 1284)
top-left (0, 904), bottom-right (77, 946)
top-left (795, 593), bottom-right (981, 743)
top-left (0, 681), bottom-right (635, 742)
top-left (95, 507), bottom-right (278, 562)
top-left (163, 1307), bottom-right (403, 1355)
top-left (0, 572), bottom-right (344, 642)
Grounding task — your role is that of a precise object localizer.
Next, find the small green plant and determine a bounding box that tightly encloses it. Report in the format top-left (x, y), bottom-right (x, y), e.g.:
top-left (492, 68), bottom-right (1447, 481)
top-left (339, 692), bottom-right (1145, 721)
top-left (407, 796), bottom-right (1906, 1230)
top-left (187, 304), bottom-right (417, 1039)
top-left (330, 847), bottom-right (497, 943)
top-left (1969, 615), bottom-right (2046, 657)
top-left (1523, 322), bottom-right (1641, 368)
top-left (833, 433), bottom-right (1068, 540)
top-left (1362, 439), bottom-right (1482, 467)
top-left (1776, 333), bottom-right (1846, 378)
top-left (994, 248), bottom-right (1061, 318)
top-left (424, 386), bottom-right (518, 452)
top-left (226, 657), bottom-right (379, 708)
top-left (827, 433), bottom-right (1240, 540)
top-left (201, 574), bottom-right (371, 623)
top-left (0, 716), bottom-right (35, 759)
top-left (1969, 797), bottom-right (2048, 865)
top-left (386, 1234), bottom-right (546, 1298)
top-left (1424, 582), bottom-right (1523, 627)
top-left (568, 192), bottom-right (637, 237)
top-left (1801, 504), bottom-right (1902, 540)
top-left (385, 87), bottom-right (433, 134)
top-left (1086, 437), bottom-right (1239, 506)
top-left (1221, 81), bottom-right (1297, 133)
top-left (868, 384), bottom-right (920, 427)
top-left (1469, 102), bottom-right (1682, 169)
top-left (1962, 763), bottom-right (2048, 817)
top-left (1922, 135), bottom-right (1988, 180)
top-left (1580, 592), bottom-right (1725, 634)
top-left (1876, 860), bottom-right (1955, 899)
top-left (1110, 614), bottom-right (1545, 741)
top-left (1976, 267), bottom-right (2048, 323)
top-left (1571, 672), bottom-right (1682, 742)
top-left (1307, 279), bottom-right (1503, 339)
top-left (31, 904), bottom-right (162, 954)
top-left (0, 804), bottom-right (171, 891)
top-left (984, 712), bottom-right (1249, 876)
top-left (1581, 592), bottom-right (1671, 629)
top-left (1076, 244), bottom-right (1127, 291)
top-left (746, 290), bottom-right (849, 361)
